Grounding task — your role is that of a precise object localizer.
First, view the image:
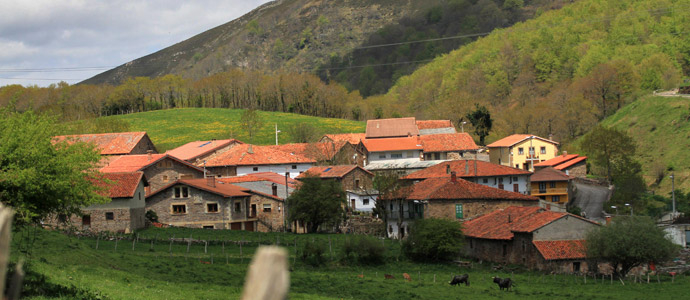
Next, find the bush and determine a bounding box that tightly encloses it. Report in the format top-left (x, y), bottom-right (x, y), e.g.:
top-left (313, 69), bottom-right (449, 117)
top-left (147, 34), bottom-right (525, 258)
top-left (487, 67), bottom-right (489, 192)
top-left (340, 236), bottom-right (386, 265)
top-left (403, 218), bottom-right (464, 262)
top-left (300, 239), bottom-right (327, 266)
top-left (145, 210), bottom-right (159, 223)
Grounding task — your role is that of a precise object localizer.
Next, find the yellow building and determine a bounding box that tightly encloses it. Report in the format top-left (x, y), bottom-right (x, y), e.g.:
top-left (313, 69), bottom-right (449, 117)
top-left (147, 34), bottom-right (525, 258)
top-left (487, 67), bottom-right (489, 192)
top-left (487, 134), bottom-right (559, 172)
top-left (530, 167), bottom-right (571, 204)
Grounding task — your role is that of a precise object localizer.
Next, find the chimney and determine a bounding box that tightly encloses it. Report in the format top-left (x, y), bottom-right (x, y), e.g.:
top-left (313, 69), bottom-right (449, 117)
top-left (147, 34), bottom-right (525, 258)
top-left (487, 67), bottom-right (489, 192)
top-left (285, 171), bottom-right (290, 179)
top-left (549, 133), bottom-right (554, 141)
top-left (248, 144), bottom-right (254, 154)
top-left (207, 176), bottom-right (215, 188)
top-left (147, 150), bottom-right (153, 161)
top-left (450, 171), bottom-right (457, 183)
top-left (605, 215), bottom-right (611, 225)
top-left (446, 164), bottom-right (451, 174)
top-left (272, 183), bottom-right (278, 196)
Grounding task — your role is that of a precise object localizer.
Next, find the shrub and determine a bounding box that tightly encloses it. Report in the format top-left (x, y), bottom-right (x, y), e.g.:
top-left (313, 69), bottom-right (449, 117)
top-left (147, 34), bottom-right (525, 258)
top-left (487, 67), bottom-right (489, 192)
top-left (145, 210), bottom-right (159, 223)
top-left (403, 218), bottom-right (464, 262)
top-left (300, 239), bottom-right (327, 266)
top-left (340, 236), bottom-right (386, 265)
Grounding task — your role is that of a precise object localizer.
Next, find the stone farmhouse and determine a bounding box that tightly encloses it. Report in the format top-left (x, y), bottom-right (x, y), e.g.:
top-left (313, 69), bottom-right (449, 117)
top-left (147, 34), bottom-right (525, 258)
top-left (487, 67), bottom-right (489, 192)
top-left (487, 134), bottom-right (559, 172)
top-left (100, 153), bottom-right (205, 194)
top-left (53, 131), bottom-right (157, 155)
top-left (297, 165), bottom-right (378, 212)
top-left (270, 141), bottom-right (364, 166)
top-left (166, 139), bottom-right (243, 166)
top-left (463, 206), bottom-right (600, 273)
top-left (204, 144), bottom-right (315, 178)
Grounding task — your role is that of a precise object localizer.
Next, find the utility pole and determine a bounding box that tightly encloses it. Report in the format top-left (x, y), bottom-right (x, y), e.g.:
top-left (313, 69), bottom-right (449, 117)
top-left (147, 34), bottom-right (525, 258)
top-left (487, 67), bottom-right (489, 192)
top-left (671, 173), bottom-right (676, 218)
top-left (461, 121), bottom-right (467, 133)
top-left (275, 123), bottom-right (281, 145)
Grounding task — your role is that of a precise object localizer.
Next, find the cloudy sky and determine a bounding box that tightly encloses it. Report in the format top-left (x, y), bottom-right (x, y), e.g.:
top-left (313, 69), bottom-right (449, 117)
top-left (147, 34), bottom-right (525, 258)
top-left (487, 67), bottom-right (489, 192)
top-left (0, 0), bottom-right (272, 87)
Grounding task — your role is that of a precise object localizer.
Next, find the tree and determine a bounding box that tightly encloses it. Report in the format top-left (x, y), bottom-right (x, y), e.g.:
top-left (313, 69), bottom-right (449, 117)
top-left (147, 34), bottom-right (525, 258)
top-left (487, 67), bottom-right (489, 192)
top-left (579, 125), bottom-right (636, 182)
top-left (586, 216), bottom-right (678, 278)
top-left (403, 218), bottom-right (464, 262)
top-left (0, 109), bottom-right (107, 226)
top-left (287, 122), bottom-right (320, 143)
top-left (465, 104), bottom-right (493, 145)
top-left (286, 174), bottom-right (346, 233)
top-left (240, 109), bottom-right (264, 144)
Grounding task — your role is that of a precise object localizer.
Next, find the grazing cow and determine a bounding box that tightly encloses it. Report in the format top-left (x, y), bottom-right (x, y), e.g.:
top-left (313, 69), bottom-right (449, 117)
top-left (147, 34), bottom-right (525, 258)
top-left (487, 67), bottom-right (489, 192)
top-left (384, 274), bottom-right (395, 279)
top-left (357, 274), bottom-right (364, 278)
top-left (492, 277), bottom-right (514, 291)
top-left (403, 273), bottom-right (412, 281)
top-left (449, 274), bottom-right (469, 286)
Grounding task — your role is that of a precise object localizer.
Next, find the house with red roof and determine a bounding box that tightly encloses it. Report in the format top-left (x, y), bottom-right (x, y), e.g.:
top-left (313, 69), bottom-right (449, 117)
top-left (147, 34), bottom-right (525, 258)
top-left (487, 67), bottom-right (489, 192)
top-left (530, 167), bottom-right (572, 205)
top-left (297, 165), bottom-right (378, 212)
top-left (361, 136), bottom-right (424, 164)
top-left (416, 120), bottom-right (456, 135)
top-left (53, 132), bottom-right (157, 156)
top-left (269, 141), bottom-right (364, 166)
top-left (100, 153), bottom-right (204, 194)
top-left (204, 144), bottom-right (316, 178)
top-left (366, 117), bottom-right (419, 139)
top-left (487, 134), bottom-right (559, 172)
top-left (419, 133), bottom-right (478, 161)
top-left (166, 139), bottom-right (243, 166)
top-left (403, 160), bottom-right (532, 194)
top-left (319, 133), bottom-right (365, 145)
top-left (534, 152), bottom-right (588, 178)
top-left (463, 206), bottom-right (600, 273)
top-left (146, 178), bottom-right (285, 232)
top-left (382, 172), bottom-right (539, 238)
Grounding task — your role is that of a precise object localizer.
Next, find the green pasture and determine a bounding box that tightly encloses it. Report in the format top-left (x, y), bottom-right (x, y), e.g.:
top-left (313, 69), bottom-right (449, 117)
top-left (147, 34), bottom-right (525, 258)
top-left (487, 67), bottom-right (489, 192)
top-left (8, 227), bottom-right (689, 299)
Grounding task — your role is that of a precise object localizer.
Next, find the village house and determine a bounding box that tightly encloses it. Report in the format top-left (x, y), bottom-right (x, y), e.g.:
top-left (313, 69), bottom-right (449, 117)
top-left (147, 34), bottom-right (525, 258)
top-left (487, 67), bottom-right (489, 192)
top-left (416, 120), bottom-right (457, 135)
top-left (166, 139), bottom-right (243, 166)
top-left (487, 134), bottom-right (559, 172)
top-left (365, 117), bottom-right (419, 139)
top-left (319, 133), bottom-right (365, 145)
top-left (359, 137), bottom-right (439, 175)
top-left (403, 160), bottom-right (532, 194)
top-left (100, 153), bottom-right (205, 194)
top-left (463, 206), bottom-right (600, 273)
top-left (534, 152), bottom-right (588, 177)
top-left (419, 133), bottom-right (479, 161)
top-left (530, 167), bottom-right (572, 206)
top-left (270, 141), bottom-right (364, 166)
top-left (204, 144), bottom-right (315, 178)
top-left (297, 165), bottom-right (378, 212)
top-left (382, 172), bottom-right (539, 239)
top-left (53, 131), bottom-right (157, 155)
top-left (146, 178), bottom-right (285, 232)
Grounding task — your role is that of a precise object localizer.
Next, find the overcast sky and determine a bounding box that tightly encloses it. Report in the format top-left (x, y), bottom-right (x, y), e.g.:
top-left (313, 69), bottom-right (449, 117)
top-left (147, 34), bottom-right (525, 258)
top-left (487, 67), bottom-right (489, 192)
top-left (0, 0), bottom-right (272, 87)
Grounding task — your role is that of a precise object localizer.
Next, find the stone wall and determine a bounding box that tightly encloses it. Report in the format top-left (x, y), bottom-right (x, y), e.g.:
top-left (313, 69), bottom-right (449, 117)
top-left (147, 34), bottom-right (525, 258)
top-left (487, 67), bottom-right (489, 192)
top-left (564, 161), bottom-right (587, 178)
top-left (144, 157), bottom-right (204, 194)
top-left (130, 135), bottom-right (158, 154)
top-left (340, 168), bottom-right (374, 191)
top-left (424, 199), bottom-right (538, 221)
top-left (58, 207), bottom-right (145, 233)
top-left (251, 194), bottom-right (284, 232)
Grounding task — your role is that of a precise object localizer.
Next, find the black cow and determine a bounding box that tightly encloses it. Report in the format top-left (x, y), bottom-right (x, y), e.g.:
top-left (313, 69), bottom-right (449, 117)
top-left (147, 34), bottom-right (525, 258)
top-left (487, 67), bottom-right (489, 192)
top-left (449, 274), bottom-right (470, 286)
top-left (492, 277), bottom-right (514, 291)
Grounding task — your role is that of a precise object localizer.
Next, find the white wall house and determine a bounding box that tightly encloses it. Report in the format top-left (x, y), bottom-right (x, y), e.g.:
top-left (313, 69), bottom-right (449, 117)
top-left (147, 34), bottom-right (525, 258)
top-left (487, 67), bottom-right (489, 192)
top-left (362, 137), bottom-right (423, 165)
top-left (237, 163), bottom-right (313, 179)
top-left (368, 150), bottom-right (422, 164)
top-left (465, 174), bottom-right (531, 194)
top-left (347, 190), bottom-right (378, 212)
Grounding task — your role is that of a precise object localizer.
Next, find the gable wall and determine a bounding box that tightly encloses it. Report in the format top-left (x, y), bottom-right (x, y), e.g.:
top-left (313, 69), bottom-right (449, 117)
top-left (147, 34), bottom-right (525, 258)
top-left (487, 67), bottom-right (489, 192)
top-left (144, 158), bottom-right (204, 194)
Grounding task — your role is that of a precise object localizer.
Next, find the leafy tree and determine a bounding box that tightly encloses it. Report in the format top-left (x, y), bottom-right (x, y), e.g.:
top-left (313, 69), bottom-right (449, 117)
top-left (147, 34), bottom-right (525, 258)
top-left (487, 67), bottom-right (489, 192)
top-left (586, 216), bottom-right (678, 278)
top-left (465, 104), bottom-right (493, 145)
top-left (0, 109), bottom-right (107, 226)
top-left (287, 122), bottom-right (320, 143)
top-left (372, 171), bottom-right (407, 235)
top-left (287, 174), bottom-right (346, 233)
top-left (403, 218), bottom-right (464, 262)
top-left (580, 125), bottom-right (636, 182)
top-left (240, 109), bottom-right (264, 144)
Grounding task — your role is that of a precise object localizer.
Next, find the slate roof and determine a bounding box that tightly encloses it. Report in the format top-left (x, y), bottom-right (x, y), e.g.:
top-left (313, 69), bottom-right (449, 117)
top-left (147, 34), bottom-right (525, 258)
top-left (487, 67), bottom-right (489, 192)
top-left (53, 132), bottom-right (153, 155)
top-left (406, 176), bottom-right (538, 201)
top-left (362, 136), bottom-right (423, 152)
top-left (166, 139), bottom-right (243, 161)
top-left (100, 154), bottom-right (203, 173)
top-left (321, 133), bottom-right (365, 144)
top-left (530, 167), bottom-right (571, 182)
top-left (147, 178), bottom-right (251, 198)
top-left (364, 160), bottom-right (442, 171)
top-left (420, 133), bottom-right (478, 152)
top-left (532, 240), bottom-right (587, 260)
top-left (462, 206), bottom-right (562, 240)
top-left (487, 134), bottom-right (559, 148)
top-left (92, 172), bottom-right (144, 198)
top-left (205, 144), bottom-right (316, 167)
top-left (366, 117), bottom-right (419, 138)
top-left (297, 165), bottom-right (373, 179)
top-left (403, 160), bottom-right (531, 180)
top-left (416, 120), bottom-right (454, 130)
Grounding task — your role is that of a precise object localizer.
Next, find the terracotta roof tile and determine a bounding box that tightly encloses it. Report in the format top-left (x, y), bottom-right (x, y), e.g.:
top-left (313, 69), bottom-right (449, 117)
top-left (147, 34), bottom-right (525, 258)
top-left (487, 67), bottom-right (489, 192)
top-left (297, 165), bottom-right (373, 179)
top-left (166, 139), bottom-right (243, 161)
top-left (462, 206), bottom-right (560, 240)
top-left (420, 133), bottom-right (478, 152)
top-left (100, 154), bottom-right (203, 173)
top-left (205, 144), bottom-right (316, 167)
top-left (406, 176), bottom-right (538, 201)
top-left (366, 117), bottom-right (419, 138)
top-left (487, 134), bottom-right (558, 148)
top-left (532, 240), bottom-right (587, 260)
top-left (534, 154), bottom-right (580, 167)
top-left (362, 136), bottom-right (423, 152)
top-left (269, 142), bottom-right (347, 161)
top-left (554, 156), bottom-right (587, 170)
top-left (530, 167), bottom-right (570, 182)
top-left (404, 160), bottom-right (531, 180)
top-left (416, 120), bottom-right (455, 130)
top-left (53, 132), bottom-right (152, 155)
top-left (322, 133), bottom-right (365, 144)
top-left (91, 172), bottom-right (143, 198)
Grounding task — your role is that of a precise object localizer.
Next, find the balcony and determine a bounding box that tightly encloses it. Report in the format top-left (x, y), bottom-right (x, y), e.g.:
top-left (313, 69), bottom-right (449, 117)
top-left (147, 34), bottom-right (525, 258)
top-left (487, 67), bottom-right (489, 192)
top-left (531, 188), bottom-right (568, 195)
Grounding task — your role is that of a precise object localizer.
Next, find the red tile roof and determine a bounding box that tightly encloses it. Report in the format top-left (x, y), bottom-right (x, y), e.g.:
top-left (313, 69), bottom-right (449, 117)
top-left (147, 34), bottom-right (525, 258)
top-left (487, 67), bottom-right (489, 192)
top-left (297, 165), bottom-right (373, 179)
top-left (462, 206), bottom-right (562, 240)
top-left (166, 139), bottom-right (243, 161)
top-left (100, 154), bottom-right (203, 173)
top-left (147, 178), bottom-right (251, 198)
top-left (420, 133), bottom-right (478, 152)
top-left (362, 136), bottom-right (423, 152)
top-left (322, 133), bottom-right (365, 144)
top-left (530, 167), bottom-right (570, 182)
top-left (218, 173), bottom-right (298, 188)
top-left (487, 134), bottom-right (559, 148)
top-left (532, 240), bottom-right (587, 260)
top-left (269, 141), bottom-right (348, 161)
top-left (554, 156), bottom-right (587, 171)
top-left (534, 154), bottom-right (580, 167)
top-left (416, 120), bottom-right (454, 130)
top-left (403, 160), bottom-right (531, 180)
top-left (406, 176), bottom-right (538, 201)
top-left (53, 132), bottom-right (152, 155)
top-left (91, 172), bottom-right (144, 198)
top-left (366, 117), bottom-right (419, 138)
top-left (205, 144), bottom-right (316, 167)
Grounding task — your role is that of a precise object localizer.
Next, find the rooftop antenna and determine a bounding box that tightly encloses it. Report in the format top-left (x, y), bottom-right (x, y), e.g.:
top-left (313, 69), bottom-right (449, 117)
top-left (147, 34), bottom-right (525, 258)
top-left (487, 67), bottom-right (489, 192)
top-left (275, 123), bottom-right (281, 145)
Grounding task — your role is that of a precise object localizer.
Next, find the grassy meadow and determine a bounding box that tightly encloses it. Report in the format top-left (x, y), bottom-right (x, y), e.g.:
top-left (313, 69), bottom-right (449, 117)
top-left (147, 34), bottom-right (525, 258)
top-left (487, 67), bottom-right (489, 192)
top-left (79, 108), bottom-right (365, 152)
top-left (8, 227), bottom-right (689, 299)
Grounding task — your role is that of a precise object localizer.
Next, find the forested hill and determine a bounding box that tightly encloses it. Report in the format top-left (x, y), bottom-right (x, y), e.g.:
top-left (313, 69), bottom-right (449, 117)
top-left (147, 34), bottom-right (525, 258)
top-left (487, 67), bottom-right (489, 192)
top-left (384, 0), bottom-right (690, 145)
top-left (81, 0), bottom-right (566, 87)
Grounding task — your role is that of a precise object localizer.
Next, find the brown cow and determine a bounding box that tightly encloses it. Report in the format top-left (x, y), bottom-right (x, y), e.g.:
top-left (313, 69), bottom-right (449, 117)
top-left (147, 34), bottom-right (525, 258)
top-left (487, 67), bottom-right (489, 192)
top-left (403, 273), bottom-right (411, 281)
top-left (384, 274), bottom-right (395, 279)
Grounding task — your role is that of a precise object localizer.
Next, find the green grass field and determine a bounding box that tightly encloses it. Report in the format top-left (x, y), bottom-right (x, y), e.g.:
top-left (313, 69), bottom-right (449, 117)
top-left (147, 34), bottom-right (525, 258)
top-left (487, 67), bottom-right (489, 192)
top-left (88, 108), bottom-right (365, 151)
top-left (8, 227), bottom-right (688, 299)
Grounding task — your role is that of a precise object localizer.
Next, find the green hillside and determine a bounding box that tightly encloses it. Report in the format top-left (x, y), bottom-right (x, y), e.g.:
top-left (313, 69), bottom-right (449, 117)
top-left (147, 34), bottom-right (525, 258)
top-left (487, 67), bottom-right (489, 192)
top-left (597, 95), bottom-right (690, 194)
top-left (67, 108), bottom-right (365, 152)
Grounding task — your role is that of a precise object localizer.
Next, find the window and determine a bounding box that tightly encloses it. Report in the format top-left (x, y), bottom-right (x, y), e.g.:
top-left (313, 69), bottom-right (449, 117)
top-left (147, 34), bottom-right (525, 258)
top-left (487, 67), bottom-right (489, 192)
top-left (234, 201), bottom-right (242, 213)
top-left (82, 215), bottom-right (91, 226)
top-left (573, 262), bottom-right (581, 272)
top-left (207, 203), bottom-right (219, 213)
top-left (390, 152), bottom-right (403, 158)
top-left (253, 167), bottom-right (259, 171)
top-left (549, 182), bottom-right (556, 188)
top-left (498, 184), bottom-right (504, 190)
top-left (172, 204), bottom-right (186, 214)
top-left (203, 225), bottom-right (215, 229)
top-left (406, 151), bottom-right (414, 158)
top-left (362, 199), bottom-right (370, 206)
top-left (162, 175), bottom-right (169, 182)
top-left (540, 146), bottom-right (546, 154)
top-left (105, 212), bottom-right (114, 220)
top-left (455, 204), bottom-right (463, 219)
top-left (291, 165), bottom-right (297, 169)
top-left (174, 186), bottom-right (189, 198)
top-left (513, 176), bottom-right (518, 182)
top-left (355, 179), bottom-right (360, 188)
top-left (552, 195), bottom-right (561, 203)
top-left (498, 177), bottom-right (503, 184)
top-left (263, 203), bottom-right (272, 212)
top-left (516, 164), bottom-right (520, 168)
top-left (483, 178), bottom-right (488, 184)
top-left (513, 184), bottom-right (519, 192)
top-left (158, 160), bottom-right (172, 168)
top-left (538, 182), bottom-right (547, 193)
top-left (378, 154), bottom-right (386, 159)
top-left (518, 147), bottom-right (524, 155)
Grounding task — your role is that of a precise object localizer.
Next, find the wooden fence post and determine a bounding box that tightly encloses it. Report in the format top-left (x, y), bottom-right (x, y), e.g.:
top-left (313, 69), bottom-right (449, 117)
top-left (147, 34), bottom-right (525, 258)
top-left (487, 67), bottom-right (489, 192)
top-left (1, 203), bottom-right (15, 296)
top-left (240, 246), bottom-right (289, 300)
